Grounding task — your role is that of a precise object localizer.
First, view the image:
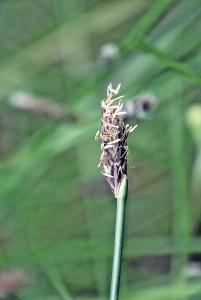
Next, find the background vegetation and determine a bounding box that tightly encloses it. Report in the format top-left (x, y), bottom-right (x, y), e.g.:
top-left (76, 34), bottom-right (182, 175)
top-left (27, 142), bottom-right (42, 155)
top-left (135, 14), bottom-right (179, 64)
top-left (0, 0), bottom-right (201, 299)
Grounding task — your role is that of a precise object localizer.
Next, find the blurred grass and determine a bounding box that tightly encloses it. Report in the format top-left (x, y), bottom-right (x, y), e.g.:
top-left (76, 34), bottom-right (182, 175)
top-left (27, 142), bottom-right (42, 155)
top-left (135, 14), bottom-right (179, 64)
top-left (0, 0), bottom-right (201, 299)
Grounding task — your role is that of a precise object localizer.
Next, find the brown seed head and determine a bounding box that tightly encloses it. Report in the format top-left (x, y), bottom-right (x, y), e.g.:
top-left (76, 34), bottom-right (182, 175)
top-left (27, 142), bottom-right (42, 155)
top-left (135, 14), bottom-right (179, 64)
top-left (96, 83), bottom-right (136, 198)
top-left (0, 268), bottom-right (30, 298)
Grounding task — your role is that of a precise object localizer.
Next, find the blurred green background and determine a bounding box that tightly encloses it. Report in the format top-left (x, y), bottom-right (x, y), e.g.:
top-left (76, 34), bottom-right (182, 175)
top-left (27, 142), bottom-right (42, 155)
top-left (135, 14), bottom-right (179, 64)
top-left (0, 0), bottom-right (201, 299)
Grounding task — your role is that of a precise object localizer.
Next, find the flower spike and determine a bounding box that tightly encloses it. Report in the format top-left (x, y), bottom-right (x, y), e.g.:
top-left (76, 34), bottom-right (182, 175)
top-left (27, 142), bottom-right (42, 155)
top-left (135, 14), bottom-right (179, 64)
top-left (96, 83), bottom-right (136, 198)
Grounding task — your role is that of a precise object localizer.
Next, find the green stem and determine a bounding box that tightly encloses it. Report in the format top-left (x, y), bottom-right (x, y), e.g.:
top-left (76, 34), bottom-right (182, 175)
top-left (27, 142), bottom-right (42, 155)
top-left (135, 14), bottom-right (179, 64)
top-left (110, 177), bottom-right (128, 300)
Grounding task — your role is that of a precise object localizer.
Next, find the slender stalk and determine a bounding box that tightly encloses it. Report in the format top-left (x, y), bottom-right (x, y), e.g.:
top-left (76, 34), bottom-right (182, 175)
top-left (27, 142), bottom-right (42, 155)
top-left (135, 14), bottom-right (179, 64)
top-left (96, 83), bottom-right (135, 298)
top-left (110, 177), bottom-right (128, 300)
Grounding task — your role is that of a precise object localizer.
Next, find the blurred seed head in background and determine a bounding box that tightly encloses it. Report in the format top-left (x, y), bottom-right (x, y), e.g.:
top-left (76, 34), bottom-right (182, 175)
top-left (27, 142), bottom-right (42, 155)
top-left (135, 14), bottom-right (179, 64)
top-left (124, 93), bottom-right (157, 121)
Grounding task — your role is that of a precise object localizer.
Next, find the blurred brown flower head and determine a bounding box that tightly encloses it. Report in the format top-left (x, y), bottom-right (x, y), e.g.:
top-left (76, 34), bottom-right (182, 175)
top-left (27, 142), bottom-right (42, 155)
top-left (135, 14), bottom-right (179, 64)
top-left (0, 268), bottom-right (29, 298)
top-left (96, 83), bottom-right (136, 198)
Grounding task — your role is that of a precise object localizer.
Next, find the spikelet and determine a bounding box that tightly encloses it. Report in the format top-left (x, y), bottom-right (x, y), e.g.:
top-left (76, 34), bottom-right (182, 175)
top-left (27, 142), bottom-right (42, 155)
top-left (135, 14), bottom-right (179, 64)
top-left (96, 83), bottom-right (137, 198)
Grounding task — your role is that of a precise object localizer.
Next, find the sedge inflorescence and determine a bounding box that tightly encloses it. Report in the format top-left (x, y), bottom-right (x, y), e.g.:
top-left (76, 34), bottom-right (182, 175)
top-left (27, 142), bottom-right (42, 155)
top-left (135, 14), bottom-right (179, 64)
top-left (96, 83), bottom-right (137, 198)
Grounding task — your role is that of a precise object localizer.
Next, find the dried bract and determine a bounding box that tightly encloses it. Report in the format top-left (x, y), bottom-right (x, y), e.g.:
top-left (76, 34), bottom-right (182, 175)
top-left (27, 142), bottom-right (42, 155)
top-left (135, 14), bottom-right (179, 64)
top-left (96, 83), bottom-right (136, 198)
